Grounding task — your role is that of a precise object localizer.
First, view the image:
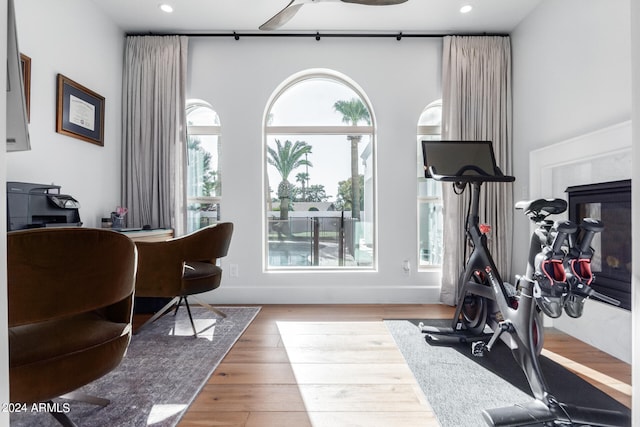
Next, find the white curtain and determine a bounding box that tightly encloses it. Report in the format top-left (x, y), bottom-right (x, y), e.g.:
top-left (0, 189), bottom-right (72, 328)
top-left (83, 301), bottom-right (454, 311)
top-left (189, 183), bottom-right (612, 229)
top-left (440, 36), bottom-right (513, 305)
top-left (121, 36), bottom-right (188, 236)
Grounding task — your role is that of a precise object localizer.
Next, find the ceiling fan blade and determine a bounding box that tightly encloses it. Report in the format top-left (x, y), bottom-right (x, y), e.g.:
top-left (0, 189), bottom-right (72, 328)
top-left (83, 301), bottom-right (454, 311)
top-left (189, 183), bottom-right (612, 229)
top-left (341, 0), bottom-right (407, 5)
top-left (259, 0), bottom-right (305, 31)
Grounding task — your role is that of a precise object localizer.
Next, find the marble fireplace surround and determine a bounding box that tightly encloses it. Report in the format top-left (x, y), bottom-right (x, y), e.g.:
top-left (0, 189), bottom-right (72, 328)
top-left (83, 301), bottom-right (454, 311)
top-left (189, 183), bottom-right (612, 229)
top-left (529, 120), bottom-right (632, 363)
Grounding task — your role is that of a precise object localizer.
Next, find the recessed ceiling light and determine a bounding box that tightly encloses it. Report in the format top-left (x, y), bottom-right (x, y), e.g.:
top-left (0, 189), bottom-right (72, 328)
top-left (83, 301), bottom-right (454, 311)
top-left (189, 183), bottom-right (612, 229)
top-left (159, 4), bottom-right (174, 13)
top-left (460, 5), bottom-right (473, 14)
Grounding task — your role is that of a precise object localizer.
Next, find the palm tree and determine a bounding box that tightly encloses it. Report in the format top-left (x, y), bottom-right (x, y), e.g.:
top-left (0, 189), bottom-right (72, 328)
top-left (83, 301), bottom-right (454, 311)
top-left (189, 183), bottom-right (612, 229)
top-left (295, 172), bottom-right (310, 201)
top-left (267, 139), bottom-right (312, 219)
top-left (333, 98), bottom-right (370, 220)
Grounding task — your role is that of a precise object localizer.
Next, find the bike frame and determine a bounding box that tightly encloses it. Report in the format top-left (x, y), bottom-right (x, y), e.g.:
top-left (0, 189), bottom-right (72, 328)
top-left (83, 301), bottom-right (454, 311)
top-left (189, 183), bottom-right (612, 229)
top-left (450, 181), bottom-right (551, 403)
top-left (421, 140), bottom-right (629, 425)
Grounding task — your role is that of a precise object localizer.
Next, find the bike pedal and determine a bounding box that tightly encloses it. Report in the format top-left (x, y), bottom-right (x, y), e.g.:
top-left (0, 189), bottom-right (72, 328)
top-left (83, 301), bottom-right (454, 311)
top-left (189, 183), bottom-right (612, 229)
top-left (472, 341), bottom-right (486, 357)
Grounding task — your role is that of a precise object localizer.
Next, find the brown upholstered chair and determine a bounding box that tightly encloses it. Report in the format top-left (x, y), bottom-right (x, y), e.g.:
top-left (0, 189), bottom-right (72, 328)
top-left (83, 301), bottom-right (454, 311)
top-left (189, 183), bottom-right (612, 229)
top-left (133, 222), bottom-right (233, 337)
top-left (8, 227), bottom-right (137, 426)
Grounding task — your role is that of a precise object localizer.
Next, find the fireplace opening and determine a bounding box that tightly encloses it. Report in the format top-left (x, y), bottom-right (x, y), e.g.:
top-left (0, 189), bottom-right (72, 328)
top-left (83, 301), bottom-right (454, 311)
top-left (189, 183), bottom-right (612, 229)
top-left (566, 180), bottom-right (631, 310)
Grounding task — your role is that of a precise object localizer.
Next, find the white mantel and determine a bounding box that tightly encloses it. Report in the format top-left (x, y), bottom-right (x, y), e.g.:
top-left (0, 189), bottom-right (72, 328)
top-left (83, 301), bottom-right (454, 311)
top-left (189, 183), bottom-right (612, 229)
top-left (529, 121), bottom-right (632, 363)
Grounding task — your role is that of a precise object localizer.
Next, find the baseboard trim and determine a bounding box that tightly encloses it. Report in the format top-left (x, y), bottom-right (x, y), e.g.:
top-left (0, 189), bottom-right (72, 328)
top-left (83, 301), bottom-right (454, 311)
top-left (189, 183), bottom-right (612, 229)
top-left (202, 285), bottom-right (442, 305)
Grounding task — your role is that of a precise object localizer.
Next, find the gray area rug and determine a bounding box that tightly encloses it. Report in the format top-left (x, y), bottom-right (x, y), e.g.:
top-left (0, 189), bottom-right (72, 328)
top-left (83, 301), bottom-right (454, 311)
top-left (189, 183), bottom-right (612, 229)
top-left (11, 306), bottom-right (260, 427)
top-left (385, 319), bottom-right (630, 427)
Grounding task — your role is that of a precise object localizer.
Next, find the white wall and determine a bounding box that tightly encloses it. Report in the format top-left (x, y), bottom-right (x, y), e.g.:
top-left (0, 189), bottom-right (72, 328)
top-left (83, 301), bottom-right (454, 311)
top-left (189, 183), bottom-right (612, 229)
top-left (188, 36), bottom-right (444, 303)
top-left (8, 0), bottom-right (125, 228)
top-left (511, 0), bottom-right (631, 275)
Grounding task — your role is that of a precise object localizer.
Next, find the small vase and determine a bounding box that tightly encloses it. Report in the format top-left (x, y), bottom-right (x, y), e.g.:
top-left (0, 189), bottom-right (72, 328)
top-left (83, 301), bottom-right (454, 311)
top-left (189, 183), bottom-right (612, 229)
top-left (111, 214), bottom-right (126, 229)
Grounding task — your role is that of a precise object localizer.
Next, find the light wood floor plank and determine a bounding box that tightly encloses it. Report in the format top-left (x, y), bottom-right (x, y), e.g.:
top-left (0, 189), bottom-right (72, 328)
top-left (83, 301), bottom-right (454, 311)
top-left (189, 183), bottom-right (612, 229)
top-left (232, 332), bottom-right (281, 348)
top-left (178, 411), bottom-right (249, 427)
top-left (290, 362), bottom-right (417, 384)
top-left (298, 384), bottom-right (430, 412)
top-left (211, 363), bottom-right (297, 384)
top-left (246, 412), bottom-right (313, 427)
top-left (279, 333), bottom-right (398, 349)
top-left (187, 384), bottom-right (308, 412)
top-left (223, 347), bottom-right (290, 363)
top-left (307, 411), bottom-right (439, 427)
top-left (276, 320), bottom-right (390, 335)
top-left (284, 347), bottom-right (406, 364)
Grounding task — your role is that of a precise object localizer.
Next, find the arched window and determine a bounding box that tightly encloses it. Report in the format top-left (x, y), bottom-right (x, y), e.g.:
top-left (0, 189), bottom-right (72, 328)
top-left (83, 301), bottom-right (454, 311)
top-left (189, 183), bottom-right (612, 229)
top-left (417, 99), bottom-right (443, 268)
top-left (264, 70), bottom-right (376, 270)
top-left (186, 99), bottom-right (221, 233)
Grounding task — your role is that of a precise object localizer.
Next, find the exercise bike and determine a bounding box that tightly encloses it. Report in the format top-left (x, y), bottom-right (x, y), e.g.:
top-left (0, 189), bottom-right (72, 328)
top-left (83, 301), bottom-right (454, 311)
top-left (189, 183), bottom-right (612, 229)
top-left (419, 140), bottom-right (629, 427)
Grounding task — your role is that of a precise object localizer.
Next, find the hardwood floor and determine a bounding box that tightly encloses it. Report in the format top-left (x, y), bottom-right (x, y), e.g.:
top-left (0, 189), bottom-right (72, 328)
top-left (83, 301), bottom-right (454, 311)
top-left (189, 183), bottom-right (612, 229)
top-left (174, 304), bottom-right (631, 427)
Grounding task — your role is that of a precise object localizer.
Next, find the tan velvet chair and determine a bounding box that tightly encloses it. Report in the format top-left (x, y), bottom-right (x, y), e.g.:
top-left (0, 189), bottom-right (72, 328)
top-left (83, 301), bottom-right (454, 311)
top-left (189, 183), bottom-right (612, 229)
top-left (8, 227), bottom-right (137, 427)
top-left (134, 222), bottom-right (234, 337)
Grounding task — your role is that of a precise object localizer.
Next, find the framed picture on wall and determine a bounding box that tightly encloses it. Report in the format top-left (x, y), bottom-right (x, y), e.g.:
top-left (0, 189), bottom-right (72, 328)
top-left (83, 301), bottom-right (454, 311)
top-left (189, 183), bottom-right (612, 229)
top-left (56, 74), bottom-right (105, 146)
top-left (19, 53), bottom-right (30, 122)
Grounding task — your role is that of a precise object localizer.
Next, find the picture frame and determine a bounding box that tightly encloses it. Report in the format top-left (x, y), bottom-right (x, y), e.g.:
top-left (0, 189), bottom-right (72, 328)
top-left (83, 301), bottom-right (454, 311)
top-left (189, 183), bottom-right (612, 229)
top-left (19, 53), bottom-right (30, 122)
top-left (56, 74), bottom-right (105, 146)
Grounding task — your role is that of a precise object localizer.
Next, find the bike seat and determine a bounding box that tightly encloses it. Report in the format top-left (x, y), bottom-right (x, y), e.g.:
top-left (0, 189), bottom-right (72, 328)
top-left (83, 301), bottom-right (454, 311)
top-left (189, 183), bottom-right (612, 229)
top-left (515, 198), bottom-right (567, 216)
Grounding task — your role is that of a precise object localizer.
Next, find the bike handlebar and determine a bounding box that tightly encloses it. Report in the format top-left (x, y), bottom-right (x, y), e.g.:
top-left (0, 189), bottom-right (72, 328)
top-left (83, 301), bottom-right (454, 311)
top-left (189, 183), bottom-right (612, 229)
top-left (551, 220), bottom-right (578, 254)
top-left (578, 219), bottom-right (604, 253)
top-left (428, 165), bottom-right (515, 183)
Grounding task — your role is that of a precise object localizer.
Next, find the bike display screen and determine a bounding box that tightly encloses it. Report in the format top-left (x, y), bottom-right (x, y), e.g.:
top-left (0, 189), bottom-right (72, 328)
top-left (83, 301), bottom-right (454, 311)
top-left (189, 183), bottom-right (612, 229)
top-left (422, 140), bottom-right (512, 182)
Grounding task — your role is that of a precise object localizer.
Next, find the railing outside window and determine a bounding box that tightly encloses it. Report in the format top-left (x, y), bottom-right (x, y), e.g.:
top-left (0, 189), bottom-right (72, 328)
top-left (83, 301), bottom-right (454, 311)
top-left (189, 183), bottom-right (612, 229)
top-left (267, 215), bottom-right (371, 267)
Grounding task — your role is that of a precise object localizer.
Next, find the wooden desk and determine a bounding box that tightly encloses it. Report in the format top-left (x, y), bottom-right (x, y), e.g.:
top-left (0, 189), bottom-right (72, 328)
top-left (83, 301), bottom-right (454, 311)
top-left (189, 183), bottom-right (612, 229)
top-left (118, 228), bottom-right (174, 315)
top-left (118, 228), bottom-right (174, 242)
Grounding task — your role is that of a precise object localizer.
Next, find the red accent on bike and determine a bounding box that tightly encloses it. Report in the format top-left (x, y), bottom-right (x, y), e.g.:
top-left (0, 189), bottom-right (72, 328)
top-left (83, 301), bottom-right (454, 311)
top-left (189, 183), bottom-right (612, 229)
top-left (571, 259), bottom-right (594, 285)
top-left (479, 224), bottom-right (491, 234)
top-left (543, 259), bottom-right (566, 283)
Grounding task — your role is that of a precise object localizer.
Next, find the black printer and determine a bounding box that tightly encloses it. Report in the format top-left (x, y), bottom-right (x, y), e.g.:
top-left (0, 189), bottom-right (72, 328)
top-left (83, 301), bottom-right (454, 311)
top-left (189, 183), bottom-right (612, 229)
top-left (7, 182), bottom-right (82, 231)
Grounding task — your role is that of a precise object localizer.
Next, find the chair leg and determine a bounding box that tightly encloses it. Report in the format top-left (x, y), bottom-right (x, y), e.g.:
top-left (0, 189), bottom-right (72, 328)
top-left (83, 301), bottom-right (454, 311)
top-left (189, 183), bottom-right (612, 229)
top-left (183, 297), bottom-right (198, 338)
top-left (136, 295), bottom-right (222, 338)
top-left (49, 406), bottom-right (78, 427)
top-left (60, 391), bottom-right (109, 407)
top-left (190, 295), bottom-right (227, 318)
top-left (174, 296), bottom-right (184, 316)
top-left (134, 296), bottom-right (180, 335)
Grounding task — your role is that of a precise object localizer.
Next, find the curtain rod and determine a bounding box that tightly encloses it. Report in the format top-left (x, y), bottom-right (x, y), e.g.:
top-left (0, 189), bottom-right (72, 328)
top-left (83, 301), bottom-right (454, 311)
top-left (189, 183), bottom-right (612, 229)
top-left (127, 31), bottom-right (507, 41)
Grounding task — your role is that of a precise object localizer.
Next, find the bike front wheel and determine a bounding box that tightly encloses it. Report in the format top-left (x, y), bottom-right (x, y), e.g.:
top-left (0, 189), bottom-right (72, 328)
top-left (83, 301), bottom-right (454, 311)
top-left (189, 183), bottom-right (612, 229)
top-left (461, 274), bottom-right (488, 335)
